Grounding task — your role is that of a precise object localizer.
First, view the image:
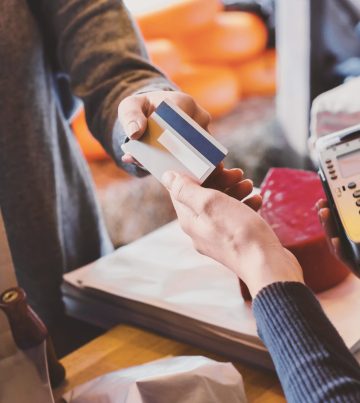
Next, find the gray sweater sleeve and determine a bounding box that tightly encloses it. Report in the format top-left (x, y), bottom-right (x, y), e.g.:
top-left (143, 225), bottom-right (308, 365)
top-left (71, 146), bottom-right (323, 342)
top-left (43, 0), bottom-right (175, 167)
top-left (253, 282), bottom-right (360, 403)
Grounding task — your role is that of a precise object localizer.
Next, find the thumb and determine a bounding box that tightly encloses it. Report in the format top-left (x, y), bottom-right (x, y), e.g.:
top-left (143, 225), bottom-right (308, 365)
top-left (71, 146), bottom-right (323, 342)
top-left (118, 95), bottom-right (150, 139)
top-left (161, 171), bottom-right (205, 214)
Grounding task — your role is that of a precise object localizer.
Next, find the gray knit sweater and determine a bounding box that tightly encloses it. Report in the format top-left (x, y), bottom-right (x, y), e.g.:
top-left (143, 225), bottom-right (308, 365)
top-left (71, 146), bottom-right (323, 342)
top-left (0, 0), bottom-right (172, 324)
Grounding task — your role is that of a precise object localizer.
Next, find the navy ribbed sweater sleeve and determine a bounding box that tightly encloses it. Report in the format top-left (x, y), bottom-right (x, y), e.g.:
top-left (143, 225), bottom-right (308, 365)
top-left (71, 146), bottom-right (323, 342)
top-left (252, 282), bottom-right (360, 403)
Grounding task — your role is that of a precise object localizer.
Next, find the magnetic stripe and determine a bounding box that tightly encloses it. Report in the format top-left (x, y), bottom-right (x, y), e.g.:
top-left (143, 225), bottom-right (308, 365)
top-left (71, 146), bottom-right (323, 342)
top-left (155, 102), bottom-right (226, 166)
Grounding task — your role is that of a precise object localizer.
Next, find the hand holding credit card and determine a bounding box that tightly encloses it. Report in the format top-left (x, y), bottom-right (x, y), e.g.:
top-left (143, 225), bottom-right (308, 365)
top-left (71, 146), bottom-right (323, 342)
top-left (121, 100), bottom-right (228, 184)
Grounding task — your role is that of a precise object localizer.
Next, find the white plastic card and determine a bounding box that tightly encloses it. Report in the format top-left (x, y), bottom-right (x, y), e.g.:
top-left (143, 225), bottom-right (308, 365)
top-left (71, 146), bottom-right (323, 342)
top-left (121, 101), bottom-right (228, 184)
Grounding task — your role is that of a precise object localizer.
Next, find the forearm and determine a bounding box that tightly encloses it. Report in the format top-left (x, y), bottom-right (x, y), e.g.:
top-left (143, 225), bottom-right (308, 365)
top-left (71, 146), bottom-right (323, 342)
top-left (253, 282), bottom-right (360, 403)
top-left (44, 0), bottom-right (175, 167)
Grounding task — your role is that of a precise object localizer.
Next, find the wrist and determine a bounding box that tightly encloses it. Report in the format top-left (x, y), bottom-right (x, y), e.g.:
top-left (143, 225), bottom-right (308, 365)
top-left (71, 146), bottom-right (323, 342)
top-left (230, 243), bottom-right (304, 298)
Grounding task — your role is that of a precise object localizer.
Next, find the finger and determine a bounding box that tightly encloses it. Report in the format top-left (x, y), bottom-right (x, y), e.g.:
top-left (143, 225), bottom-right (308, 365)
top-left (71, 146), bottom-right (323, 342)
top-left (121, 153), bottom-right (134, 164)
top-left (243, 194), bottom-right (263, 211)
top-left (331, 237), bottom-right (353, 268)
top-left (164, 93), bottom-right (211, 129)
top-left (316, 198), bottom-right (329, 211)
top-left (226, 179), bottom-right (254, 200)
top-left (118, 95), bottom-right (150, 139)
top-left (204, 167), bottom-right (244, 191)
top-left (192, 105), bottom-right (212, 129)
top-left (162, 171), bottom-right (212, 215)
top-left (330, 237), bottom-right (352, 269)
top-left (165, 92), bottom-right (198, 118)
top-left (318, 207), bottom-right (338, 238)
top-left (331, 237), bottom-right (343, 259)
top-left (318, 207), bottom-right (345, 261)
top-left (203, 162), bottom-right (224, 186)
top-left (121, 153), bottom-right (144, 167)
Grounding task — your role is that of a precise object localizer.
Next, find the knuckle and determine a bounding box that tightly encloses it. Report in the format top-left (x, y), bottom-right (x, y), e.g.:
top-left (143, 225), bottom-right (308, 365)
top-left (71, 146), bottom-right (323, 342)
top-left (178, 216), bottom-right (195, 238)
top-left (117, 99), bottom-right (126, 114)
top-left (121, 112), bottom-right (137, 124)
top-left (178, 219), bottom-right (188, 233)
top-left (182, 221), bottom-right (193, 236)
top-left (202, 110), bottom-right (212, 126)
top-left (173, 92), bottom-right (196, 112)
top-left (200, 192), bottom-right (217, 215)
top-left (195, 243), bottom-right (208, 258)
top-left (192, 240), bottom-right (203, 254)
top-left (205, 115), bottom-right (211, 127)
top-left (118, 94), bottom-right (141, 113)
top-left (118, 101), bottom-right (132, 118)
top-left (172, 178), bottom-right (185, 202)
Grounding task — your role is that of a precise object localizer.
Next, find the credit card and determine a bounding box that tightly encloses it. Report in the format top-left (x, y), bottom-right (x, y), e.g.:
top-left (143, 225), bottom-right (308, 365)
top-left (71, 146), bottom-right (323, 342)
top-left (121, 100), bottom-right (228, 184)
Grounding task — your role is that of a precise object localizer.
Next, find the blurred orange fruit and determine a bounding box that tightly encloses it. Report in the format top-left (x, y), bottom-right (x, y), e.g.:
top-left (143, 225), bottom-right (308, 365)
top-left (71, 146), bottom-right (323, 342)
top-left (173, 64), bottom-right (240, 118)
top-left (136, 0), bottom-right (222, 39)
top-left (146, 39), bottom-right (184, 79)
top-left (233, 49), bottom-right (276, 97)
top-left (180, 11), bottom-right (267, 63)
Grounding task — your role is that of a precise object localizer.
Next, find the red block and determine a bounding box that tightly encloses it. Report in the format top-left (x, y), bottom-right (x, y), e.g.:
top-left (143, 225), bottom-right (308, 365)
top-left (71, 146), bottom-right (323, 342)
top-left (240, 168), bottom-right (350, 301)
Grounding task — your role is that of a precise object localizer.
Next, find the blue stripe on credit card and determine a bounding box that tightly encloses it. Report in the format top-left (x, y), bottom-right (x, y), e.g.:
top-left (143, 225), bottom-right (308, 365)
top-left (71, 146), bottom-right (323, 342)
top-left (156, 102), bottom-right (226, 166)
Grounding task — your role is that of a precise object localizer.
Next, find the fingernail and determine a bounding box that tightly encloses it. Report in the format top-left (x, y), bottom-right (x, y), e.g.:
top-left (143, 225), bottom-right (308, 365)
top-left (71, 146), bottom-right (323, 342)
top-left (161, 171), bottom-right (176, 189)
top-left (126, 121), bottom-right (140, 138)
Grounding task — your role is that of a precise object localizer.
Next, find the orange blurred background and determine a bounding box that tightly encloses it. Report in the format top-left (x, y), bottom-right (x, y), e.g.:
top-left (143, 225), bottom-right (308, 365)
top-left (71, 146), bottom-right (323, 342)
top-left (72, 0), bottom-right (276, 161)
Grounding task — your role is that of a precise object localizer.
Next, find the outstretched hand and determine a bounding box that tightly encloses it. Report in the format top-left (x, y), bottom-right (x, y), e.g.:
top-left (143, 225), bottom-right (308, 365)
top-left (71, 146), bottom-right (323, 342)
top-left (162, 171), bottom-right (304, 298)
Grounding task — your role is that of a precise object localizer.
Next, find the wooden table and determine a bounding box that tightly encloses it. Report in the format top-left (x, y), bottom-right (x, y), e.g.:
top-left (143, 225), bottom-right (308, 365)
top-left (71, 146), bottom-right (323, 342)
top-left (55, 324), bottom-right (285, 402)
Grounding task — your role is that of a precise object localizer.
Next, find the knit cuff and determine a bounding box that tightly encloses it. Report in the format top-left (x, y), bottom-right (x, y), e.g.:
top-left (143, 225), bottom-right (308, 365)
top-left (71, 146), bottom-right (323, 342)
top-left (252, 282), bottom-right (323, 340)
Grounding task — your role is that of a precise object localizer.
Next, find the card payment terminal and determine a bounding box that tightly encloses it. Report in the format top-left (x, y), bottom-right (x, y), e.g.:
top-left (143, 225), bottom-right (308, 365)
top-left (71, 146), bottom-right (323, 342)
top-left (316, 124), bottom-right (360, 277)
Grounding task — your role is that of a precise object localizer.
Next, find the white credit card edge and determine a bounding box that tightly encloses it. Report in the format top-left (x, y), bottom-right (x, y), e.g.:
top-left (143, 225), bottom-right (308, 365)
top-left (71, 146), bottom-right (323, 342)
top-left (161, 100), bottom-right (228, 155)
top-left (121, 141), bottom-right (213, 184)
top-left (158, 130), bottom-right (211, 180)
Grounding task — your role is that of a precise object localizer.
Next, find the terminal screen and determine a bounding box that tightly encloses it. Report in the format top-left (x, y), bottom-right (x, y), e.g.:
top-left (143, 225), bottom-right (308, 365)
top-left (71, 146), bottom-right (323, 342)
top-left (337, 148), bottom-right (360, 178)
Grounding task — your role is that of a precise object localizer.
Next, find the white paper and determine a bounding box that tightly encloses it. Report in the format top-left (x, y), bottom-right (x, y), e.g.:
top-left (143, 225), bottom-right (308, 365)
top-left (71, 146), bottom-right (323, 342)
top-left (63, 356), bottom-right (247, 403)
top-left (64, 222), bottom-right (258, 343)
top-left (64, 220), bottom-right (360, 353)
